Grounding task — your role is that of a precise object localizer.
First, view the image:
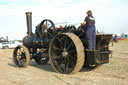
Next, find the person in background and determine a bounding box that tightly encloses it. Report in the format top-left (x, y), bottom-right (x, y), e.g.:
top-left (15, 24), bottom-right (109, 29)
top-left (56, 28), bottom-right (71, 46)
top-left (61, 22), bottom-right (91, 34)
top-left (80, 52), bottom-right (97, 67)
top-left (82, 10), bottom-right (96, 50)
top-left (113, 34), bottom-right (118, 42)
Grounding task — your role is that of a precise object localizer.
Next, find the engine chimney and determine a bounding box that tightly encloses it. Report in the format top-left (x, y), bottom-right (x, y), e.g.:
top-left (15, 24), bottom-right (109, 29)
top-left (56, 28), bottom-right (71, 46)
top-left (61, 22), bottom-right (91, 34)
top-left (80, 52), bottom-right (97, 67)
top-left (25, 12), bottom-right (32, 35)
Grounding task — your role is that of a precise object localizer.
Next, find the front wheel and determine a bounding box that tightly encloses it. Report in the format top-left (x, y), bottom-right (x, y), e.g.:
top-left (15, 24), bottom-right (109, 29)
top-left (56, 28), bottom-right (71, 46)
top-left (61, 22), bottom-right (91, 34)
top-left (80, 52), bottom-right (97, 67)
top-left (13, 45), bottom-right (30, 68)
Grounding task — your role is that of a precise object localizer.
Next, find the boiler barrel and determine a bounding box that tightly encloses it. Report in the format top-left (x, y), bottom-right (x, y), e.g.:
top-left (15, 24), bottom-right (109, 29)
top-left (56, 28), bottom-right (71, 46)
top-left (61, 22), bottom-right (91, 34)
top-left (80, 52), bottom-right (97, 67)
top-left (23, 36), bottom-right (43, 48)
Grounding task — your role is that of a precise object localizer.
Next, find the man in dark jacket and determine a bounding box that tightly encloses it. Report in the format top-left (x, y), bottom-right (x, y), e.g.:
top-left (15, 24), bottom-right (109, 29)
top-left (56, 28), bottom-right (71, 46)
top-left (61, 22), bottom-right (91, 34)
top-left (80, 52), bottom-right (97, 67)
top-left (82, 10), bottom-right (96, 50)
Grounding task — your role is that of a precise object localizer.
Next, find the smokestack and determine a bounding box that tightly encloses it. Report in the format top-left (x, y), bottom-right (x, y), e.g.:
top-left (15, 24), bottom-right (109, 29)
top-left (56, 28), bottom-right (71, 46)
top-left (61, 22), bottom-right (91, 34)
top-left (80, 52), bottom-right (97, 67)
top-left (25, 12), bottom-right (32, 35)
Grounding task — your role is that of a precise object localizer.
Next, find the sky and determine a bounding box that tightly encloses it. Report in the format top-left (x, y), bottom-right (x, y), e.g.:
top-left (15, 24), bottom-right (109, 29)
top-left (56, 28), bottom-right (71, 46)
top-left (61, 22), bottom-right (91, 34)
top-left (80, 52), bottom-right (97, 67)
top-left (0, 0), bottom-right (128, 40)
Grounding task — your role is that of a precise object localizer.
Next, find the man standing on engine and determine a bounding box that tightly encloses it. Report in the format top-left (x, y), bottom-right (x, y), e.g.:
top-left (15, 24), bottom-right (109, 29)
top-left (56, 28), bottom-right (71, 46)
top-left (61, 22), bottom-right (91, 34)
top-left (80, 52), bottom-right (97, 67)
top-left (82, 10), bottom-right (96, 50)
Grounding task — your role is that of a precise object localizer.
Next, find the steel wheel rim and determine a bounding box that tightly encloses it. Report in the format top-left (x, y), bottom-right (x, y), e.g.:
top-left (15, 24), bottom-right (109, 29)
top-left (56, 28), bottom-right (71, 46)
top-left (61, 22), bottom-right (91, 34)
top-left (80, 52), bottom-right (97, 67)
top-left (13, 45), bottom-right (30, 67)
top-left (49, 33), bottom-right (85, 74)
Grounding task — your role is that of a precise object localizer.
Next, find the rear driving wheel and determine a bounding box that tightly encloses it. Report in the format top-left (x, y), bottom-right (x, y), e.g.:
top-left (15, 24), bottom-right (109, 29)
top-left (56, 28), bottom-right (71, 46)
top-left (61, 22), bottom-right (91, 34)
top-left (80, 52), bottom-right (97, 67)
top-left (13, 45), bottom-right (30, 68)
top-left (49, 33), bottom-right (85, 74)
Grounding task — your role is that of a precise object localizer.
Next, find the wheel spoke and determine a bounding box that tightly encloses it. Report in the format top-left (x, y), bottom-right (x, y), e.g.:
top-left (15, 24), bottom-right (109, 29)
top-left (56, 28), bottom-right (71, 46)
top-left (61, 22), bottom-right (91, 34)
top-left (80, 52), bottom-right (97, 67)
top-left (47, 31), bottom-right (53, 37)
top-left (17, 51), bottom-right (22, 60)
top-left (56, 38), bottom-right (64, 49)
top-left (17, 51), bottom-right (21, 56)
top-left (52, 48), bottom-right (62, 56)
top-left (22, 58), bottom-right (26, 62)
top-left (60, 36), bottom-right (65, 41)
top-left (18, 49), bottom-right (21, 54)
top-left (17, 52), bottom-right (20, 56)
top-left (46, 20), bottom-right (48, 27)
top-left (17, 55), bottom-right (21, 60)
top-left (67, 41), bottom-right (73, 51)
top-left (69, 57), bottom-right (75, 68)
top-left (68, 54), bottom-right (77, 62)
top-left (21, 59), bottom-right (26, 64)
top-left (69, 49), bottom-right (76, 54)
top-left (44, 20), bottom-right (48, 42)
top-left (20, 48), bottom-right (24, 52)
top-left (53, 55), bottom-right (62, 60)
top-left (64, 59), bottom-right (69, 72)
top-left (48, 26), bottom-right (52, 29)
top-left (19, 60), bottom-right (23, 66)
top-left (57, 57), bottom-right (64, 67)
top-left (64, 37), bottom-right (67, 48)
top-left (52, 45), bottom-right (62, 51)
top-left (56, 38), bottom-right (64, 46)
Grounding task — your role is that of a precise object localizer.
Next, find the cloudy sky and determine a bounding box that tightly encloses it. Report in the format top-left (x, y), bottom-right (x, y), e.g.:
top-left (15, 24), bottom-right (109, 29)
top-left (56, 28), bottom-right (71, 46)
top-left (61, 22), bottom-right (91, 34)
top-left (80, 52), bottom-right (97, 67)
top-left (0, 0), bottom-right (128, 40)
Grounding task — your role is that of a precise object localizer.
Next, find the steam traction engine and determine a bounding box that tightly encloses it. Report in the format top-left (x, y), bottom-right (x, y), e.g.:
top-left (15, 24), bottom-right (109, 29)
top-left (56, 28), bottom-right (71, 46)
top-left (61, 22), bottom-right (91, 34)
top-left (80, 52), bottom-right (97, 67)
top-left (13, 12), bottom-right (112, 74)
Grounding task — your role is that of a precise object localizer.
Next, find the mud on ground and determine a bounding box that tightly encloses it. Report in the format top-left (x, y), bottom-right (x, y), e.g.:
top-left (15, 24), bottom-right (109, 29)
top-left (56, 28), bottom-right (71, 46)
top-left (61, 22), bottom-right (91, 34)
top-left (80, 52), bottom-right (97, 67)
top-left (0, 40), bottom-right (128, 85)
